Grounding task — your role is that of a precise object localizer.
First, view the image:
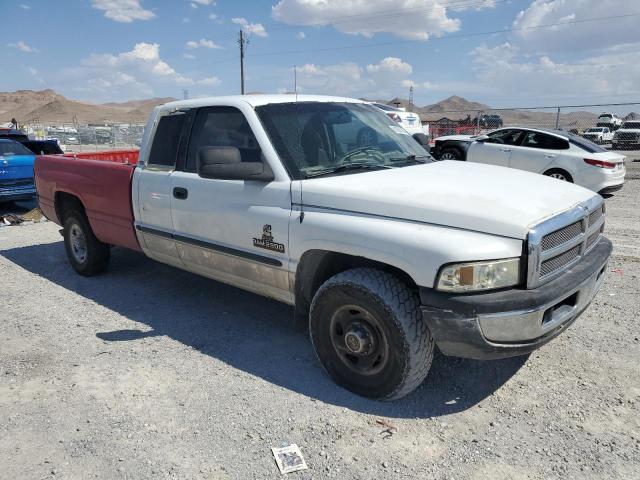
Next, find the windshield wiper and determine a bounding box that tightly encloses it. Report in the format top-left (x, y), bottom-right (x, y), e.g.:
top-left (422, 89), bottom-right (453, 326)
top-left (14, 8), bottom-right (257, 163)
top-left (303, 162), bottom-right (390, 178)
top-left (388, 154), bottom-right (430, 164)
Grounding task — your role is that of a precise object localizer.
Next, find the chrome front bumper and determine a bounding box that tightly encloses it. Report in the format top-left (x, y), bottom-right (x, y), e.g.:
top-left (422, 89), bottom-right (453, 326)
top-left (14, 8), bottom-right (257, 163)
top-left (478, 258), bottom-right (606, 342)
top-left (419, 237), bottom-right (612, 360)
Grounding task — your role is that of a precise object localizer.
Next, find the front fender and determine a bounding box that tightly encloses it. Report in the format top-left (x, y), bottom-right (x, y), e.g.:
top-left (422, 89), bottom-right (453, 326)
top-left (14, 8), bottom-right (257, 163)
top-left (289, 206), bottom-right (523, 289)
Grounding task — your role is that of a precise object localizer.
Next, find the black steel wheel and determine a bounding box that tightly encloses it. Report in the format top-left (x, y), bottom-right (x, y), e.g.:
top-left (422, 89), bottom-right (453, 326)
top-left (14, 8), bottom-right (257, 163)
top-left (310, 268), bottom-right (434, 400)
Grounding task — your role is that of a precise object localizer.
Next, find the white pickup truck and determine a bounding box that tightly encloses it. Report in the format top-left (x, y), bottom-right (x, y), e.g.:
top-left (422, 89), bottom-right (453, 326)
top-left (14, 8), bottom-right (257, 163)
top-left (35, 95), bottom-right (612, 400)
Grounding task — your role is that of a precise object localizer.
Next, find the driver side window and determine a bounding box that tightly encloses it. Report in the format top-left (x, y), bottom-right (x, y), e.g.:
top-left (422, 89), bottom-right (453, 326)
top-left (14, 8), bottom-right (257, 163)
top-left (487, 129), bottom-right (524, 145)
top-left (185, 106), bottom-right (261, 172)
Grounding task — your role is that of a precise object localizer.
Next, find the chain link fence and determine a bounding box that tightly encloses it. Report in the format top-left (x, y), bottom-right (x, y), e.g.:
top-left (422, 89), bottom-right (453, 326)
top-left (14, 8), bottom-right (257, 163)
top-left (422, 102), bottom-right (640, 149)
top-left (18, 122), bottom-right (146, 152)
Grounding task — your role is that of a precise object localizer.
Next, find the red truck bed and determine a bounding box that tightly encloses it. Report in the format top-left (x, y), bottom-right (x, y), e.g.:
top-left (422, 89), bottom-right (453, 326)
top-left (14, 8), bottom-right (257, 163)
top-left (35, 151), bottom-right (141, 252)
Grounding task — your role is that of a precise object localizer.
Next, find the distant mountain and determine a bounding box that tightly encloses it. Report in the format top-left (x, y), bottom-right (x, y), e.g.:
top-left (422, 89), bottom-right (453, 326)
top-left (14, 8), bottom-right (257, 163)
top-left (422, 95), bottom-right (491, 114)
top-left (0, 89), bottom-right (176, 124)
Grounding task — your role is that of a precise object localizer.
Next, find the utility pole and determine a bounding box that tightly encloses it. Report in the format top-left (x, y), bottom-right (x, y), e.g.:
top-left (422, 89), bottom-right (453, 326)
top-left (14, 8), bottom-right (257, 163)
top-left (409, 85), bottom-right (414, 112)
top-left (238, 30), bottom-right (246, 95)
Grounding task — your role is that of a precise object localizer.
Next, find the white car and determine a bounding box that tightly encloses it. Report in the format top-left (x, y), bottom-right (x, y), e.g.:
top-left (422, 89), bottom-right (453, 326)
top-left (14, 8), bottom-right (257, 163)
top-left (597, 113), bottom-right (623, 129)
top-left (612, 120), bottom-right (640, 150)
top-left (438, 127), bottom-right (625, 194)
top-left (582, 127), bottom-right (614, 144)
top-left (370, 103), bottom-right (429, 139)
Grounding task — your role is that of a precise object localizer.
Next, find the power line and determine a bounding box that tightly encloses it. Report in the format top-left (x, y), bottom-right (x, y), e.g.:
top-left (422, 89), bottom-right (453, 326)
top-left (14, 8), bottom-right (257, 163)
top-left (245, 12), bottom-right (640, 59)
top-left (264, 0), bottom-right (514, 33)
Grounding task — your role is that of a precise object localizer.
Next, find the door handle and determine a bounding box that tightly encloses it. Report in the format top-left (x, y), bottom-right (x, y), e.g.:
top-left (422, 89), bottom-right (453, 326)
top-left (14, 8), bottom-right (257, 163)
top-left (544, 154), bottom-right (556, 159)
top-left (500, 148), bottom-right (511, 152)
top-left (173, 187), bottom-right (188, 200)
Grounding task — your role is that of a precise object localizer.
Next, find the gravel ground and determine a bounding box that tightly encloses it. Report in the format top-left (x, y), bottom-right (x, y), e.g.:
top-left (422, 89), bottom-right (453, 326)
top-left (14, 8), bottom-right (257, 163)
top-left (1, 163), bottom-right (639, 480)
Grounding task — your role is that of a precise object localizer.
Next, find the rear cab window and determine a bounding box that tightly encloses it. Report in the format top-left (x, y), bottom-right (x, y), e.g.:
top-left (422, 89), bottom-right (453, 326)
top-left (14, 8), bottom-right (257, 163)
top-left (147, 113), bottom-right (188, 168)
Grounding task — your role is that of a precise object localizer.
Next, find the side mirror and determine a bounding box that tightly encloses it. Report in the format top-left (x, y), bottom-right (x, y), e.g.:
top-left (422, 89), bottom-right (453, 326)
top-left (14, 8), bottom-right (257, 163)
top-left (197, 146), bottom-right (274, 181)
top-left (475, 134), bottom-right (489, 142)
top-left (412, 132), bottom-right (430, 148)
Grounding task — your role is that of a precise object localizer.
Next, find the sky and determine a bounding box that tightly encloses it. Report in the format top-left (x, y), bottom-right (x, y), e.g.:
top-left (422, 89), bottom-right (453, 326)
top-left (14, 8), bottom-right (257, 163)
top-left (2, 0), bottom-right (640, 107)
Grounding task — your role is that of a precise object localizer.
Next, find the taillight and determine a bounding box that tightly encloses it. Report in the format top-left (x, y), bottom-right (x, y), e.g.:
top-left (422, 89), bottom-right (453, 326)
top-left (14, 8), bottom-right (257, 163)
top-left (584, 158), bottom-right (616, 169)
top-left (387, 113), bottom-right (402, 123)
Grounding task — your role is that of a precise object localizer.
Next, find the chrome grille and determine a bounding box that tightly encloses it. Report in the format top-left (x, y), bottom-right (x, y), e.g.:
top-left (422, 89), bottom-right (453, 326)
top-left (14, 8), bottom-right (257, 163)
top-left (541, 221), bottom-right (583, 251)
top-left (527, 197), bottom-right (606, 288)
top-left (585, 230), bottom-right (601, 250)
top-left (540, 245), bottom-right (581, 277)
top-left (588, 206), bottom-right (603, 227)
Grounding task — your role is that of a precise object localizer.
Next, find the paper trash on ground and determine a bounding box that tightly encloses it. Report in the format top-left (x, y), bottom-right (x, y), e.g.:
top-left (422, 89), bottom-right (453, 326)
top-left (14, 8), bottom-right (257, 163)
top-left (271, 444), bottom-right (308, 474)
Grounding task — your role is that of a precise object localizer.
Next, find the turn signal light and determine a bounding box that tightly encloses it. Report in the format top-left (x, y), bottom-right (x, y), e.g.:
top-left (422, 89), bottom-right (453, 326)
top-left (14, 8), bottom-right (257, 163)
top-left (584, 158), bottom-right (616, 169)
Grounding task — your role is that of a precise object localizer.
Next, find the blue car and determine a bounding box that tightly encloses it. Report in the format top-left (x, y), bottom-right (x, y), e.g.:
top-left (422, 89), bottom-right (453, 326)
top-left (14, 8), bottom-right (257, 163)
top-left (0, 138), bottom-right (37, 203)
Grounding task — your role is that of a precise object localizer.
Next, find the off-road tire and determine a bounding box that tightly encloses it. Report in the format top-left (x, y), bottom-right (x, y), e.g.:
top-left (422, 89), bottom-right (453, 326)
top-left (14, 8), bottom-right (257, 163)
top-left (63, 210), bottom-right (110, 276)
top-left (310, 268), bottom-right (434, 400)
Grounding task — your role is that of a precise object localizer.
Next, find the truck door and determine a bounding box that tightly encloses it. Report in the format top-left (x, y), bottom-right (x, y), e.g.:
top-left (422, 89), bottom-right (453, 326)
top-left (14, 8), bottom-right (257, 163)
top-left (169, 105), bottom-right (292, 303)
top-left (467, 129), bottom-right (523, 167)
top-left (133, 111), bottom-right (188, 269)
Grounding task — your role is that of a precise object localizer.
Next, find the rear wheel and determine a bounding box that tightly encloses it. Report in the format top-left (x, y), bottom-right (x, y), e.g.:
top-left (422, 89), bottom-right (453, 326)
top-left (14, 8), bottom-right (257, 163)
top-left (63, 210), bottom-right (110, 276)
top-left (439, 147), bottom-right (463, 161)
top-left (309, 268), bottom-right (434, 400)
top-left (544, 169), bottom-right (573, 183)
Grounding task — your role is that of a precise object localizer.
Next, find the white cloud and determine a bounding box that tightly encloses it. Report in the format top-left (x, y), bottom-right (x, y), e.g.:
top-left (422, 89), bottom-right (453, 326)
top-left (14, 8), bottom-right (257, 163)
top-left (8, 40), bottom-right (38, 53)
top-left (82, 43), bottom-right (195, 88)
top-left (296, 31), bottom-right (305, 39)
top-left (513, 0), bottom-right (639, 52)
top-left (20, 4), bottom-right (31, 9)
top-left (209, 13), bottom-right (218, 20)
top-left (198, 76), bottom-right (221, 86)
top-left (91, 0), bottom-right (155, 23)
top-left (183, 53), bottom-right (196, 59)
top-left (290, 57), bottom-right (416, 98)
top-left (190, 0), bottom-right (215, 5)
top-left (186, 38), bottom-right (223, 49)
top-left (468, 41), bottom-right (640, 101)
top-left (231, 17), bottom-right (268, 37)
top-left (272, 0), bottom-right (493, 40)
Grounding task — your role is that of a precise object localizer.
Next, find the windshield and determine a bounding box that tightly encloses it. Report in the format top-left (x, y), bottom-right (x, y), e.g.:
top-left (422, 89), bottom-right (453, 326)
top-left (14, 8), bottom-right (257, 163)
top-left (621, 122), bottom-right (640, 129)
top-left (256, 102), bottom-right (431, 180)
top-left (586, 128), bottom-right (604, 132)
top-left (0, 141), bottom-right (33, 156)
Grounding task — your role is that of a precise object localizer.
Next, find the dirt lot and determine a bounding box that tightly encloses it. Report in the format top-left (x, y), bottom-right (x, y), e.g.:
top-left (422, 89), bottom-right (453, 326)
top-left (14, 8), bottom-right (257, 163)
top-left (1, 161), bottom-right (639, 480)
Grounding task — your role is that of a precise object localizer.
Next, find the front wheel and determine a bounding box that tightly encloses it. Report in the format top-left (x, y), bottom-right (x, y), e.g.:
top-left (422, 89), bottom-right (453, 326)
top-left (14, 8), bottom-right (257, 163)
top-left (63, 210), bottom-right (110, 276)
top-left (309, 268), bottom-right (434, 400)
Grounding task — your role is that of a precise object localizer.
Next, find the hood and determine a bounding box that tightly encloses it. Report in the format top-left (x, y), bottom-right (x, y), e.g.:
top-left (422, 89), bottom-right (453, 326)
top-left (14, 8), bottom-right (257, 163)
top-left (0, 154), bottom-right (36, 180)
top-left (299, 161), bottom-right (596, 239)
top-left (616, 128), bottom-right (640, 133)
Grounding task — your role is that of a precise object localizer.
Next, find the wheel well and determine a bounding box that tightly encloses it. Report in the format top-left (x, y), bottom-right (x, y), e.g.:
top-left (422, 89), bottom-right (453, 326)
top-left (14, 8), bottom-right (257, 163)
top-left (54, 192), bottom-right (85, 223)
top-left (294, 250), bottom-right (417, 319)
top-left (544, 168), bottom-right (573, 183)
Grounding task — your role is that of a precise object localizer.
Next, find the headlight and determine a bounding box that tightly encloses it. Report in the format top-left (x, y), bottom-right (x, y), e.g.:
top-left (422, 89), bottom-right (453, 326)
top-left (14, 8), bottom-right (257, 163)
top-left (436, 258), bottom-right (521, 292)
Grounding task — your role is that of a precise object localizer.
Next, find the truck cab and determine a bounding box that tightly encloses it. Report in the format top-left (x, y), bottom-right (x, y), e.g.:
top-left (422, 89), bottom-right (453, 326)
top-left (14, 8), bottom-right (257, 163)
top-left (35, 95), bottom-right (612, 400)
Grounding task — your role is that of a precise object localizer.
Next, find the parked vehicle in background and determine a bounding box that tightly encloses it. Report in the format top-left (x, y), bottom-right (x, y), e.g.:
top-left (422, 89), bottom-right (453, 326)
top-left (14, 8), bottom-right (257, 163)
top-left (20, 139), bottom-right (64, 155)
top-left (612, 121), bottom-right (640, 150)
top-left (0, 128), bottom-right (29, 142)
top-left (474, 114), bottom-right (503, 129)
top-left (596, 113), bottom-right (623, 129)
top-left (35, 95), bottom-right (612, 400)
top-left (582, 127), bottom-right (614, 144)
top-left (434, 127), bottom-right (625, 193)
top-left (370, 102), bottom-right (429, 144)
top-left (0, 139), bottom-right (37, 203)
